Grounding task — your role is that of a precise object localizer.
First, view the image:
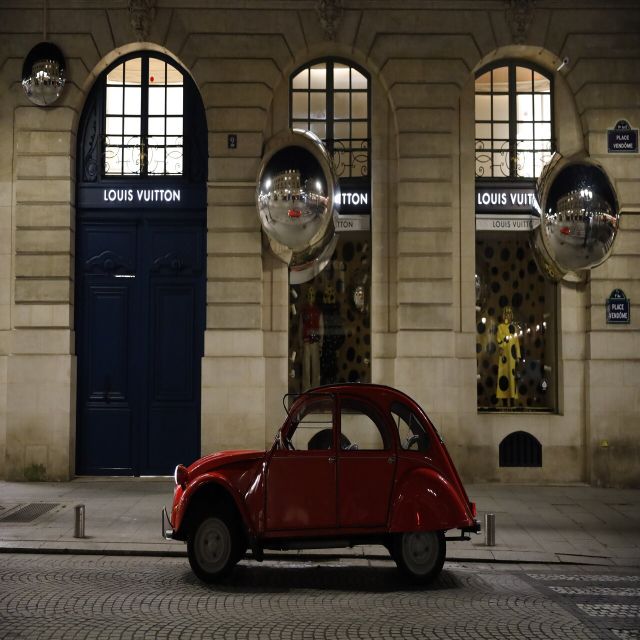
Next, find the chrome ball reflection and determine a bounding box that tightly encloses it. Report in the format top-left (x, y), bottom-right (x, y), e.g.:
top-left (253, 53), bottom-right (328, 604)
top-left (22, 42), bottom-right (66, 107)
top-left (532, 154), bottom-right (619, 281)
top-left (256, 130), bottom-right (339, 281)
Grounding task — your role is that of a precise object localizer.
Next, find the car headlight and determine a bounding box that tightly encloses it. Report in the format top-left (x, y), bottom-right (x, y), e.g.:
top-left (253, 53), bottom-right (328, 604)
top-left (174, 464), bottom-right (189, 488)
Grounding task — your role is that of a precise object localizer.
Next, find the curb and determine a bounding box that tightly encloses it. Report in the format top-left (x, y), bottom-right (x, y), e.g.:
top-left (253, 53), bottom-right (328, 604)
top-left (0, 545), bottom-right (619, 566)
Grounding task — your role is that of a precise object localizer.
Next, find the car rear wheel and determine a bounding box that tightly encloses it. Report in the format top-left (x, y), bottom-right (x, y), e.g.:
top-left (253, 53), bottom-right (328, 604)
top-left (187, 512), bottom-right (243, 582)
top-left (392, 530), bottom-right (446, 584)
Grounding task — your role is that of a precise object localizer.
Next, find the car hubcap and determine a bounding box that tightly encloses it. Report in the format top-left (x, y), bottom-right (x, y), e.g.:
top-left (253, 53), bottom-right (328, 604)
top-left (402, 531), bottom-right (438, 575)
top-left (195, 517), bottom-right (231, 573)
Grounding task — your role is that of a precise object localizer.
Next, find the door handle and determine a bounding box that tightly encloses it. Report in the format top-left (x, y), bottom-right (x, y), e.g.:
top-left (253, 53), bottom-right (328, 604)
top-left (388, 456), bottom-right (396, 464)
top-left (328, 456), bottom-right (336, 463)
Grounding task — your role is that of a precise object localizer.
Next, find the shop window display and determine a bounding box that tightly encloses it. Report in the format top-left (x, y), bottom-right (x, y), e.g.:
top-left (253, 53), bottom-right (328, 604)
top-left (476, 233), bottom-right (556, 411)
top-left (289, 232), bottom-right (371, 393)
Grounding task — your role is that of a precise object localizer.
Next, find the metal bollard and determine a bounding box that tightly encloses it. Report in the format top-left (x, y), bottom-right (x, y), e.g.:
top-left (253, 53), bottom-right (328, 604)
top-left (485, 512), bottom-right (496, 546)
top-left (74, 504), bottom-right (85, 539)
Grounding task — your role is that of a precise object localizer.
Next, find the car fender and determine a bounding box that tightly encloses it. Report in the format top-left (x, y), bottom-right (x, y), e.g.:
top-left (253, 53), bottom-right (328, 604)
top-left (389, 467), bottom-right (472, 532)
top-left (174, 472), bottom-right (256, 537)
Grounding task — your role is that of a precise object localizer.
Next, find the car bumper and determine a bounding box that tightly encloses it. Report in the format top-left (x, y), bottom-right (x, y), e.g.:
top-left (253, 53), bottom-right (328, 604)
top-left (464, 519), bottom-right (482, 534)
top-left (161, 506), bottom-right (175, 540)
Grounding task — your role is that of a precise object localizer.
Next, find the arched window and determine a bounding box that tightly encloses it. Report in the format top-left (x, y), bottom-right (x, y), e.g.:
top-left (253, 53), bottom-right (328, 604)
top-left (104, 55), bottom-right (184, 176)
top-left (475, 62), bottom-right (554, 179)
top-left (78, 52), bottom-right (207, 186)
top-left (290, 59), bottom-right (369, 179)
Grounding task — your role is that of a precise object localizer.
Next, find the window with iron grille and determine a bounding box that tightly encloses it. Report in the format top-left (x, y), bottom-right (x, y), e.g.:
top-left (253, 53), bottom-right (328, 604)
top-left (499, 431), bottom-right (542, 467)
top-left (290, 60), bottom-right (369, 179)
top-left (475, 62), bottom-right (554, 179)
top-left (104, 54), bottom-right (184, 176)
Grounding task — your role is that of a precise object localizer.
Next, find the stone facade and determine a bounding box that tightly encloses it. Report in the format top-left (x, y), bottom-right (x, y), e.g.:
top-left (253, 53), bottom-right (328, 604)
top-left (0, 1), bottom-right (638, 486)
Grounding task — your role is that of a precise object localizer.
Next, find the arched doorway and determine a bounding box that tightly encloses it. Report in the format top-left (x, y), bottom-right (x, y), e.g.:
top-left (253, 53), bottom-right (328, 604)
top-left (75, 52), bottom-right (207, 475)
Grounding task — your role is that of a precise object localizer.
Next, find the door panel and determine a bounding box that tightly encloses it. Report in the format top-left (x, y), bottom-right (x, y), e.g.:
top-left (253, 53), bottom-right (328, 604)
top-left (338, 453), bottom-right (395, 528)
top-left (76, 217), bottom-right (204, 476)
top-left (77, 409), bottom-right (133, 473)
top-left (151, 285), bottom-right (196, 400)
top-left (80, 284), bottom-right (134, 473)
top-left (266, 453), bottom-right (337, 531)
top-left (146, 282), bottom-right (201, 473)
top-left (87, 285), bottom-right (131, 402)
top-left (337, 396), bottom-right (396, 528)
top-left (77, 223), bottom-right (138, 475)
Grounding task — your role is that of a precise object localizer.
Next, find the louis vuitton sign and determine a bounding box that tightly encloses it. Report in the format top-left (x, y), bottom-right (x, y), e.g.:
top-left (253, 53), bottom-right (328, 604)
top-left (475, 183), bottom-right (536, 213)
top-left (77, 184), bottom-right (206, 209)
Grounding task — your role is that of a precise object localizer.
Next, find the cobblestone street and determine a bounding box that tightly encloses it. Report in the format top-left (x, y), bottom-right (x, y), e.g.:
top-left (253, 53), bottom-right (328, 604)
top-left (0, 554), bottom-right (638, 639)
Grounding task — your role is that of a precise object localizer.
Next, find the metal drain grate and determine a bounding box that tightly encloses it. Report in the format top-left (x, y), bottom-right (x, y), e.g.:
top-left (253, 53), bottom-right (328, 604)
top-left (0, 503), bottom-right (58, 523)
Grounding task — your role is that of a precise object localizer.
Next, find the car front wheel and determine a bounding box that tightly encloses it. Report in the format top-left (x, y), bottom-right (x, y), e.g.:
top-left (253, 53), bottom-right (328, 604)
top-left (187, 513), bottom-right (242, 582)
top-left (392, 530), bottom-right (446, 584)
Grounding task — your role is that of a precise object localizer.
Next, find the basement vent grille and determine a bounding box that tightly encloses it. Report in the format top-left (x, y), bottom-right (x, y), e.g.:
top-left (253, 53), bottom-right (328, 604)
top-left (0, 503), bottom-right (58, 523)
top-left (499, 431), bottom-right (542, 467)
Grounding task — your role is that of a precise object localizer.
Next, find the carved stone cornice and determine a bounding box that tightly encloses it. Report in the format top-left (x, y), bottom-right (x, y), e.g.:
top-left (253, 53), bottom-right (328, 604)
top-left (129, 0), bottom-right (156, 42)
top-left (506, 0), bottom-right (535, 45)
top-left (316, 0), bottom-right (344, 41)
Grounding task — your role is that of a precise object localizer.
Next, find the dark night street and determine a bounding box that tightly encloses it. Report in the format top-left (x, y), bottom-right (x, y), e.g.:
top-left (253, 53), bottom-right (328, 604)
top-left (1, 554), bottom-right (638, 639)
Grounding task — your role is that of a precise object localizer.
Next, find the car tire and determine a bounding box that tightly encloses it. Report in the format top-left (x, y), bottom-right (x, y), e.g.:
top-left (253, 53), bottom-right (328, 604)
top-left (392, 530), bottom-right (446, 584)
top-left (187, 511), bottom-right (244, 582)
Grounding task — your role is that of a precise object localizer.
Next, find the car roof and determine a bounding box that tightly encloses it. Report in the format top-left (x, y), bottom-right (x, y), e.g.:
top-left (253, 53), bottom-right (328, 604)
top-left (295, 383), bottom-right (418, 408)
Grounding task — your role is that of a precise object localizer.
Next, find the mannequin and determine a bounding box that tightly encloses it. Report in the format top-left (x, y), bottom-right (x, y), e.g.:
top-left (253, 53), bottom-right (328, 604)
top-left (300, 286), bottom-right (322, 390)
top-left (496, 306), bottom-right (521, 406)
top-left (352, 284), bottom-right (367, 313)
top-left (320, 284), bottom-right (344, 384)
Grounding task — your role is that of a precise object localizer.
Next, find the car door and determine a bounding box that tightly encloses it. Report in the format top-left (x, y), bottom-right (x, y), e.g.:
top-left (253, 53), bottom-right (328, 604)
top-left (265, 394), bottom-right (337, 532)
top-left (337, 396), bottom-right (396, 528)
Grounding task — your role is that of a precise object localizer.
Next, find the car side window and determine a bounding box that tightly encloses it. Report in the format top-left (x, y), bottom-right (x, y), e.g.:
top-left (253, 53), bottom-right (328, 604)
top-left (289, 396), bottom-right (335, 450)
top-left (340, 398), bottom-right (390, 451)
top-left (391, 402), bottom-right (430, 452)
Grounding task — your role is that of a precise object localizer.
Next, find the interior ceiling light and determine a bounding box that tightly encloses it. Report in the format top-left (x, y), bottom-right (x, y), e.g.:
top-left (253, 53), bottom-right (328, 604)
top-left (21, 1), bottom-right (66, 106)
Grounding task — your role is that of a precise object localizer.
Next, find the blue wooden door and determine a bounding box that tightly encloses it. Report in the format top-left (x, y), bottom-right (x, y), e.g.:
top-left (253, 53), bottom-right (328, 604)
top-left (76, 216), bottom-right (205, 475)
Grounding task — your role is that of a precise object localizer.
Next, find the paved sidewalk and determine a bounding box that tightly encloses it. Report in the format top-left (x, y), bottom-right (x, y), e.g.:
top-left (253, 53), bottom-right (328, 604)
top-left (0, 479), bottom-right (638, 568)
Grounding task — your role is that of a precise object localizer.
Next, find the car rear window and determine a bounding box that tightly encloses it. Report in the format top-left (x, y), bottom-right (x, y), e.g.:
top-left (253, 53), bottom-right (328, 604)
top-left (391, 402), bottom-right (430, 452)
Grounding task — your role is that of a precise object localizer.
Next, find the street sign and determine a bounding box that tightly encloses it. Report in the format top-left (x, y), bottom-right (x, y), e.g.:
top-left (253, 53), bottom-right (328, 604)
top-left (607, 120), bottom-right (638, 154)
top-left (606, 289), bottom-right (630, 324)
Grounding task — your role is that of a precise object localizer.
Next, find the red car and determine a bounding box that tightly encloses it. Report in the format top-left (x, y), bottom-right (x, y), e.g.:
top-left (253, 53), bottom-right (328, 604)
top-left (163, 384), bottom-right (480, 584)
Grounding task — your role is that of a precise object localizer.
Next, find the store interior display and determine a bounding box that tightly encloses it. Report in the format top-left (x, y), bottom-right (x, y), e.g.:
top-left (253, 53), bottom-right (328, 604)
top-left (289, 232), bottom-right (371, 394)
top-left (476, 233), bottom-right (555, 411)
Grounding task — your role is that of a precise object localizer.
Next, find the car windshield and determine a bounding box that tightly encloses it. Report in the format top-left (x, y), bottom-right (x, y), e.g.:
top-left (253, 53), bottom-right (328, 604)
top-left (391, 401), bottom-right (430, 452)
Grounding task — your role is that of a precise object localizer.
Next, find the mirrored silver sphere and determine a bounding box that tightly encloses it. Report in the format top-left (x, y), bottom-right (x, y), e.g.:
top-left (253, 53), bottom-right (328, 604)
top-left (532, 154), bottom-right (619, 282)
top-left (256, 129), bottom-right (339, 280)
top-left (22, 42), bottom-right (66, 107)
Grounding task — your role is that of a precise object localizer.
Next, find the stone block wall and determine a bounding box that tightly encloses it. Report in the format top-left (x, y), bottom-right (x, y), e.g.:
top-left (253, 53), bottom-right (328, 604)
top-left (0, 1), bottom-right (637, 485)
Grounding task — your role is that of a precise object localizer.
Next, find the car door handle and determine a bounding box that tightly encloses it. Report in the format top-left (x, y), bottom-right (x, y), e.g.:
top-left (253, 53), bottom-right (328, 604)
top-left (388, 456), bottom-right (396, 464)
top-left (328, 456), bottom-right (336, 463)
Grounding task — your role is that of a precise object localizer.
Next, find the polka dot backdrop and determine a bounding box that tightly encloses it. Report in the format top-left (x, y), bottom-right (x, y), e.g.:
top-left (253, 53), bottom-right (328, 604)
top-left (476, 235), bottom-right (556, 411)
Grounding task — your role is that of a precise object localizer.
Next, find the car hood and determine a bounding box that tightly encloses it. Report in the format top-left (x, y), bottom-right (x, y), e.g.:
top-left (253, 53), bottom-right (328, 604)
top-left (187, 450), bottom-right (265, 477)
